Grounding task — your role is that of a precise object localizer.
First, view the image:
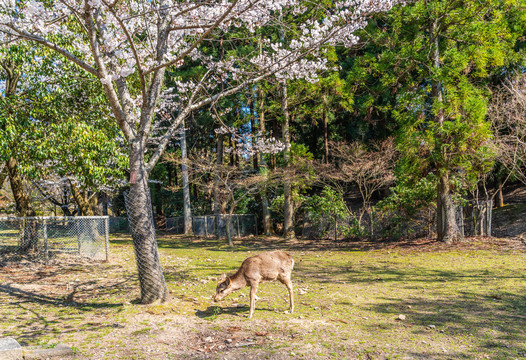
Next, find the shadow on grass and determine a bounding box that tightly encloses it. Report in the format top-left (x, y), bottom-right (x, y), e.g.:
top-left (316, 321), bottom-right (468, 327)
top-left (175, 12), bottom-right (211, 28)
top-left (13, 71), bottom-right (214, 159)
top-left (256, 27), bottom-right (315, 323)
top-left (196, 305), bottom-right (248, 319)
top-left (0, 282), bottom-right (126, 309)
top-left (4, 300), bottom-right (126, 345)
top-left (195, 304), bottom-right (281, 319)
top-left (0, 279), bottom-right (130, 344)
top-left (356, 291), bottom-right (526, 358)
top-left (294, 261), bottom-right (526, 285)
top-left (111, 233), bottom-right (444, 253)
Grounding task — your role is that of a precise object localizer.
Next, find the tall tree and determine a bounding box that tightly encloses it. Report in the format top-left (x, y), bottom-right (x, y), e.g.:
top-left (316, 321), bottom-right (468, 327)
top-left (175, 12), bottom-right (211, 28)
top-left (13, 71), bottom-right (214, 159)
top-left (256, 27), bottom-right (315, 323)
top-left (257, 86), bottom-right (273, 235)
top-left (346, 0), bottom-right (525, 243)
top-left (0, 48), bottom-right (36, 219)
top-left (281, 79), bottom-right (295, 239)
top-left (180, 120), bottom-right (192, 235)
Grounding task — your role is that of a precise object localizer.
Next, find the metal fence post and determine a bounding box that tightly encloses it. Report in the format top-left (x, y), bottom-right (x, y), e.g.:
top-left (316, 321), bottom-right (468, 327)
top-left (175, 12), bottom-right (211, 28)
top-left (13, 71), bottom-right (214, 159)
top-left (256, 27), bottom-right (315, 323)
top-left (43, 219), bottom-right (49, 265)
top-left (105, 216), bottom-right (110, 262)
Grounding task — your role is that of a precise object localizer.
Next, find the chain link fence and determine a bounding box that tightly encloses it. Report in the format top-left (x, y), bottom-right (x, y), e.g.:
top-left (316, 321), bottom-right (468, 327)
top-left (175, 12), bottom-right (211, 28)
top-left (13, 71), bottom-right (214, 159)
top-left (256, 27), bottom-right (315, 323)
top-left (302, 201), bottom-right (494, 241)
top-left (109, 216), bottom-right (130, 233)
top-left (0, 216), bottom-right (109, 264)
top-left (123, 188), bottom-right (168, 302)
top-left (166, 214), bottom-right (257, 237)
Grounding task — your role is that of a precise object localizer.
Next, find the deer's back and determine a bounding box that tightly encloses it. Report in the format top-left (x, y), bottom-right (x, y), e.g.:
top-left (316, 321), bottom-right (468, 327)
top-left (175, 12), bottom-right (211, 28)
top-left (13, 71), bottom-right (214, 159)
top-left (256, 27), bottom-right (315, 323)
top-left (241, 250), bottom-right (294, 282)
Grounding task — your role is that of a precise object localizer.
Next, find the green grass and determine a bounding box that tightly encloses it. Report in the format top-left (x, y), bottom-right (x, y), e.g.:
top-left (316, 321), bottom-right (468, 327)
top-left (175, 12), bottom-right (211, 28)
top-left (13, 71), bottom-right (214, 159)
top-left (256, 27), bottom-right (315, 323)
top-left (1, 234), bottom-right (525, 359)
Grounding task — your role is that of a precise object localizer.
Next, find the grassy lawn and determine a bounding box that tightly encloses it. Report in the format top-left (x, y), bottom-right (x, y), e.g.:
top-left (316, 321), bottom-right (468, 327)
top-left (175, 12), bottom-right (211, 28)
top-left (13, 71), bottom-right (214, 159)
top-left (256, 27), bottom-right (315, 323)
top-left (0, 234), bottom-right (525, 359)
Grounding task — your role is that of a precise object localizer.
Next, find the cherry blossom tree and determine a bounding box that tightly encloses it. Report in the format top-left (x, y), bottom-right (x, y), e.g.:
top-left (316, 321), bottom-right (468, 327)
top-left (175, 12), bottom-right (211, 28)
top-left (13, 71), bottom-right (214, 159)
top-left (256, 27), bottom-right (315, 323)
top-left (1, 0), bottom-right (403, 303)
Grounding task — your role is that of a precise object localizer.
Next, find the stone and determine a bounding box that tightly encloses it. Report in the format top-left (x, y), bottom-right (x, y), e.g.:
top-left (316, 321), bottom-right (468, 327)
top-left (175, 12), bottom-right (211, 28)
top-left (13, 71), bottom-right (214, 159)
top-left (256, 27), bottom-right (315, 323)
top-left (23, 344), bottom-right (74, 359)
top-left (0, 337), bottom-right (23, 360)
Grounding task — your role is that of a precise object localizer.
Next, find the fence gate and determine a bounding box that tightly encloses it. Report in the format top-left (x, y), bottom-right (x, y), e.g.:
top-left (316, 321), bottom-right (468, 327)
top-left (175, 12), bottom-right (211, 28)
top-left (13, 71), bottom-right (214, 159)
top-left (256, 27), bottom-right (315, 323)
top-left (0, 216), bottom-right (110, 264)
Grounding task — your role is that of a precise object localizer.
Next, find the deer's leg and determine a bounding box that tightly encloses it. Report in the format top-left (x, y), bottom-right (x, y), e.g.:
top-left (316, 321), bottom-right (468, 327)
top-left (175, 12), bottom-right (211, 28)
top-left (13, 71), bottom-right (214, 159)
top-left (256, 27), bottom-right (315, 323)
top-left (249, 283), bottom-right (259, 319)
top-left (283, 277), bottom-right (294, 313)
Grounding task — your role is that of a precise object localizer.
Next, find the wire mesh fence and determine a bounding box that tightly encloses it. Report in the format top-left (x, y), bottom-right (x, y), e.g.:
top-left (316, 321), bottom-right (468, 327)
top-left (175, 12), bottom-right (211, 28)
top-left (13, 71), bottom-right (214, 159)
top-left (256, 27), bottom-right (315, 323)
top-left (165, 214), bottom-right (257, 237)
top-left (0, 216), bottom-right (109, 264)
top-left (109, 216), bottom-right (130, 233)
top-left (302, 201), bottom-right (494, 241)
top-left (123, 188), bottom-right (168, 302)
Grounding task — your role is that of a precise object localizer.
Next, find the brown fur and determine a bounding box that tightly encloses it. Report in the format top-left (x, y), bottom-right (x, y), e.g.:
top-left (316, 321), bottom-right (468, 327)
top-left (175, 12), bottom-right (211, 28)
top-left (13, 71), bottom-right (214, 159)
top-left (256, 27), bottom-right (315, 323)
top-left (214, 250), bottom-right (294, 318)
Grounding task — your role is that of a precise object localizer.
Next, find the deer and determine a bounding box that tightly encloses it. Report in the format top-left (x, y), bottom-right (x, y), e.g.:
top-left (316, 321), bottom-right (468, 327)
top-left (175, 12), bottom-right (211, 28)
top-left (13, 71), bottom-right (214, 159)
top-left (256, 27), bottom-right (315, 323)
top-left (213, 250), bottom-right (294, 318)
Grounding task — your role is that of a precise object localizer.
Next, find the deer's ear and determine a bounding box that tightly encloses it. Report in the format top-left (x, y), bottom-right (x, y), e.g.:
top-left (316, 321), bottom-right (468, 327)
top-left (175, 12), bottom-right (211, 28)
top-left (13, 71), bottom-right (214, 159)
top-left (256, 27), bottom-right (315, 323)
top-left (226, 276), bottom-right (231, 285)
top-left (218, 273), bottom-right (227, 282)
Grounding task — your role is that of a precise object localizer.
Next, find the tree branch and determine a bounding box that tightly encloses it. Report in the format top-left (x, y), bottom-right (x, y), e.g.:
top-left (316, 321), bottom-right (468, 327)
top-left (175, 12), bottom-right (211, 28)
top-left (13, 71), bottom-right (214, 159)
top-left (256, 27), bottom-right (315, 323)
top-left (4, 24), bottom-right (99, 77)
top-left (144, 0), bottom-right (239, 75)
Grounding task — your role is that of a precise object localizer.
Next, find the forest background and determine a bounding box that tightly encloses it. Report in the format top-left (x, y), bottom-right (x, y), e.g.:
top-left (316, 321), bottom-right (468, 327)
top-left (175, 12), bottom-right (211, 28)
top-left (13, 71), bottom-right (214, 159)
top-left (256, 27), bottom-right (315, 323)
top-left (2, 0), bottom-right (526, 248)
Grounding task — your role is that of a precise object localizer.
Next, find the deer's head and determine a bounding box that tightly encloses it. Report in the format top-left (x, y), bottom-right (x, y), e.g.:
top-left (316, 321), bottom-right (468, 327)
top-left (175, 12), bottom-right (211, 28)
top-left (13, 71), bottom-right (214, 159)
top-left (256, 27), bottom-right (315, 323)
top-left (214, 273), bottom-right (234, 302)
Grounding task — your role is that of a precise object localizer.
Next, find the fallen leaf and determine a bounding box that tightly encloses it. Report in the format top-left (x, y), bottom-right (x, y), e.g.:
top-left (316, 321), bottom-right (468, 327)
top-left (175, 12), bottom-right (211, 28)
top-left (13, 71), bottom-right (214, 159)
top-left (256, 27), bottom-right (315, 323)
top-left (228, 326), bottom-right (241, 333)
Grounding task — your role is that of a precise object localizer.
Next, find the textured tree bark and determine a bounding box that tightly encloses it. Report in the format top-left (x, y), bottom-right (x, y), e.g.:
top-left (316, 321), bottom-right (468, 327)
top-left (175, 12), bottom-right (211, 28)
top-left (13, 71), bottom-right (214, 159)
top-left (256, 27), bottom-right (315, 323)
top-left (281, 80), bottom-right (295, 239)
top-left (129, 139), bottom-right (168, 304)
top-left (258, 92), bottom-right (272, 236)
top-left (6, 158), bottom-right (34, 217)
top-left (436, 173), bottom-right (461, 244)
top-left (0, 165), bottom-right (7, 189)
top-left (69, 180), bottom-right (97, 216)
top-left (496, 177), bottom-right (504, 208)
top-left (323, 95), bottom-right (329, 165)
top-left (226, 194), bottom-right (235, 247)
top-left (5, 158), bottom-right (38, 252)
top-left (180, 120), bottom-right (193, 235)
top-left (214, 134), bottom-right (224, 238)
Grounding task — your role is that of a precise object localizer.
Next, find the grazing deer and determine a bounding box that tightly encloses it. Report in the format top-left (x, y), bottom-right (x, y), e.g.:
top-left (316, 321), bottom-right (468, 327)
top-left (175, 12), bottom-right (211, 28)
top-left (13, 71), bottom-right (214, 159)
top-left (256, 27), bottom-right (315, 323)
top-left (213, 250), bottom-right (294, 318)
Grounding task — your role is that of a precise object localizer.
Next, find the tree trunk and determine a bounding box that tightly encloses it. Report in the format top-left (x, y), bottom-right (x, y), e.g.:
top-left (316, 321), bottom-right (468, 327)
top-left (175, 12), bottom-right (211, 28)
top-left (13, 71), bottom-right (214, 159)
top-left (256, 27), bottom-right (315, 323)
top-left (436, 172), bottom-right (461, 244)
top-left (323, 96), bottom-right (329, 165)
top-left (128, 140), bottom-right (168, 304)
top-left (180, 120), bottom-right (193, 235)
top-left (496, 177), bottom-right (504, 208)
top-left (250, 99), bottom-right (258, 170)
top-left (226, 206), bottom-right (235, 247)
top-left (226, 214), bottom-right (233, 246)
top-left (173, 159), bottom-right (178, 187)
top-left (429, 12), bottom-right (460, 243)
top-left (6, 158), bottom-right (38, 252)
top-left (281, 80), bottom-right (295, 240)
top-left (6, 158), bottom-right (34, 217)
top-left (69, 180), bottom-right (95, 216)
top-left (214, 134), bottom-right (224, 238)
top-left (258, 91), bottom-right (272, 236)
top-left (0, 165), bottom-right (7, 189)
